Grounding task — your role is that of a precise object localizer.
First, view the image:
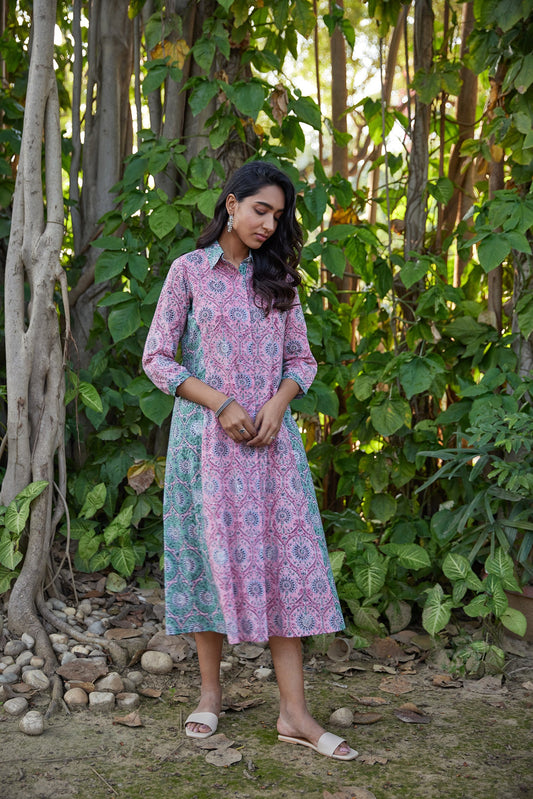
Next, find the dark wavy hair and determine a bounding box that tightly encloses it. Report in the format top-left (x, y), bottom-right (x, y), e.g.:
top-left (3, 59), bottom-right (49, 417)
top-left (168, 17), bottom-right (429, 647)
top-left (197, 161), bottom-right (303, 312)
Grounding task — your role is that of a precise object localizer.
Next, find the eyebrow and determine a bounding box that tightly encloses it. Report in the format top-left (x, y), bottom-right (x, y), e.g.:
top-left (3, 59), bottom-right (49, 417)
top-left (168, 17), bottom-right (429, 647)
top-left (254, 201), bottom-right (285, 214)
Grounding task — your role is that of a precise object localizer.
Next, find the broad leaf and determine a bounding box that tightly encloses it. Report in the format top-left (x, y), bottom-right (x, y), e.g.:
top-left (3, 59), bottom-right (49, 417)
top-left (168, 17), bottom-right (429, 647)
top-left (0, 533), bottom-right (23, 570)
top-left (110, 545), bottom-right (137, 577)
top-left (79, 483), bottom-right (107, 519)
top-left (422, 584), bottom-right (452, 635)
top-left (370, 397), bottom-right (411, 437)
top-left (500, 607), bottom-right (527, 637)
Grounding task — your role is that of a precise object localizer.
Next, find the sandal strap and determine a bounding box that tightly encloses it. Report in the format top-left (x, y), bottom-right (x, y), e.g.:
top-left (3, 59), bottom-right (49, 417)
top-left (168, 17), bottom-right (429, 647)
top-left (316, 732), bottom-right (346, 757)
top-left (185, 711), bottom-right (218, 731)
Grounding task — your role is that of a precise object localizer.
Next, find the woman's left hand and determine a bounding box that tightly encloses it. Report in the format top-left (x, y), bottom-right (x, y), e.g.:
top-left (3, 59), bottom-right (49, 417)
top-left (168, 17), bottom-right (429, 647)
top-left (247, 395), bottom-right (287, 447)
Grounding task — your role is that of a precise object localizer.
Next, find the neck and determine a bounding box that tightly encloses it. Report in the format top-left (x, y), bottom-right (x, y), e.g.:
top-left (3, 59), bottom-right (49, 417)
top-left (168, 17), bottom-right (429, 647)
top-left (218, 231), bottom-right (248, 267)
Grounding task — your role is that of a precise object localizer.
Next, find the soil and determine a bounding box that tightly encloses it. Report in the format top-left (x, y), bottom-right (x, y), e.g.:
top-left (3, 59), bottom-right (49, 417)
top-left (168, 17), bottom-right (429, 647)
top-left (1, 638), bottom-right (532, 799)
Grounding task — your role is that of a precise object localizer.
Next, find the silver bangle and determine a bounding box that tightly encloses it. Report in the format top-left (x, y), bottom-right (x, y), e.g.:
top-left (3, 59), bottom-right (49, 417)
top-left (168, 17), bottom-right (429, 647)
top-left (214, 397), bottom-right (235, 418)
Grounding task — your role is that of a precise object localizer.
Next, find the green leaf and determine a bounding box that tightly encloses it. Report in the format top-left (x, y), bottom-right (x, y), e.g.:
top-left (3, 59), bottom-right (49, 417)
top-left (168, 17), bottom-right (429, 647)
top-left (293, 0), bottom-right (316, 36)
top-left (399, 358), bottom-right (434, 399)
top-left (79, 483), bottom-right (107, 519)
top-left (464, 594), bottom-right (490, 618)
top-left (78, 531), bottom-right (100, 562)
top-left (328, 550), bottom-right (346, 580)
top-left (88, 550), bottom-right (112, 572)
top-left (15, 480), bottom-right (49, 504)
top-left (128, 254), bottom-right (149, 281)
top-left (477, 234), bottom-right (511, 272)
top-left (78, 382), bottom-right (104, 414)
top-left (400, 259), bottom-right (430, 289)
top-left (427, 176), bottom-right (454, 204)
top-left (370, 397), bottom-right (411, 437)
top-left (0, 533), bottom-right (23, 570)
top-left (94, 250), bottom-right (128, 284)
top-left (4, 501), bottom-right (30, 535)
top-left (515, 53), bottom-right (533, 94)
top-left (0, 565), bottom-right (18, 593)
top-left (108, 300), bottom-right (142, 344)
top-left (515, 293), bottom-right (533, 340)
top-left (393, 543), bottom-right (431, 570)
top-left (289, 95), bottom-right (322, 130)
top-left (500, 607), bottom-right (527, 637)
top-left (143, 63), bottom-right (168, 96)
top-left (192, 38), bottom-right (216, 71)
top-left (353, 374), bottom-right (375, 401)
top-left (355, 552), bottom-right (387, 597)
top-left (110, 546), bottom-right (137, 577)
top-left (322, 244), bottom-right (346, 277)
top-left (140, 390), bottom-right (175, 426)
top-left (189, 81), bottom-right (219, 116)
top-left (226, 81), bottom-right (266, 119)
top-left (369, 493), bottom-right (397, 523)
top-left (422, 584), bottom-right (453, 635)
top-left (149, 204), bottom-right (180, 239)
top-left (485, 548), bottom-right (520, 592)
top-left (103, 505), bottom-right (134, 546)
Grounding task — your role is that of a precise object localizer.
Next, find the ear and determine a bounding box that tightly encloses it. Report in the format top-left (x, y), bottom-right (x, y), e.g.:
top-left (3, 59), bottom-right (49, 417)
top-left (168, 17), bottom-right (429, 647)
top-left (226, 193), bottom-right (237, 215)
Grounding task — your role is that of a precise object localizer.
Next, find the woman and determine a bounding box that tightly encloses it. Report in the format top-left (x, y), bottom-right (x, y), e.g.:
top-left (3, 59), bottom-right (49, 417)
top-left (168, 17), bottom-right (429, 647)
top-left (143, 161), bottom-right (357, 761)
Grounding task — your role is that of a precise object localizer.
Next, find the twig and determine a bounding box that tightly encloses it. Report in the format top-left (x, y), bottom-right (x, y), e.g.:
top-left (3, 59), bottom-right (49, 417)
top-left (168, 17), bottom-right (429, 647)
top-left (43, 481), bottom-right (77, 603)
top-left (90, 765), bottom-right (118, 795)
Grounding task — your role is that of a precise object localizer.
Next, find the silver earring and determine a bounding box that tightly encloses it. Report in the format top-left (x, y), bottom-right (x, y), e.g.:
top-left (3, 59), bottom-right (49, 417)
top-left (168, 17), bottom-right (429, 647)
top-left (227, 214), bottom-right (234, 233)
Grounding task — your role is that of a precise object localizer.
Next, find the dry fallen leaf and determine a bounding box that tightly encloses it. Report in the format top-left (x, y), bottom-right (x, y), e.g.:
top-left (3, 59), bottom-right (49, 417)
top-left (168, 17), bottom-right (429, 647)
top-left (379, 676), bottom-right (414, 695)
top-left (104, 628), bottom-right (144, 640)
top-left (394, 708), bottom-right (430, 724)
top-left (521, 681), bottom-right (533, 691)
top-left (139, 687), bottom-right (162, 698)
top-left (195, 733), bottom-right (235, 751)
top-left (352, 712), bottom-right (383, 725)
top-left (353, 696), bottom-right (389, 707)
top-left (356, 754), bottom-right (388, 766)
top-left (432, 674), bottom-right (462, 689)
top-left (328, 663), bottom-right (367, 674)
top-left (366, 637), bottom-right (405, 661)
top-left (233, 643), bottom-right (265, 660)
top-left (373, 664), bottom-right (396, 675)
top-left (463, 675), bottom-right (506, 695)
top-left (205, 748), bottom-right (243, 767)
top-left (222, 697), bottom-right (265, 712)
top-left (113, 711), bottom-right (143, 727)
top-left (398, 701), bottom-right (421, 713)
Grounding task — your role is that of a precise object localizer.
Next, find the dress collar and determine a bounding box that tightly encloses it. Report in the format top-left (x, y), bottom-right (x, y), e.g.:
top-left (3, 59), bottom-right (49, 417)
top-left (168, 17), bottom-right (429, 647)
top-left (205, 241), bottom-right (253, 270)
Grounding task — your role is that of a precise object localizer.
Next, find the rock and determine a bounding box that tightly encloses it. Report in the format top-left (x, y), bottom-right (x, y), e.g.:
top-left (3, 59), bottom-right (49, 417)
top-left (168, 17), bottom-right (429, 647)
top-left (220, 661), bottom-right (233, 673)
top-left (3, 697), bottom-right (28, 716)
top-left (22, 670), bottom-right (50, 691)
top-left (49, 598), bottom-right (66, 610)
top-left (0, 655), bottom-right (15, 666)
top-left (22, 665), bottom-right (37, 674)
top-left (64, 687), bottom-right (89, 708)
top-left (121, 677), bottom-right (136, 692)
top-left (0, 672), bottom-right (19, 685)
top-left (71, 645), bottom-right (91, 656)
top-left (116, 692), bottom-right (140, 710)
top-left (3, 664), bottom-right (22, 676)
top-left (15, 651), bottom-right (34, 667)
top-left (4, 640), bottom-right (27, 658)
top-left (329, 707), bottom-right (354, 727)
top-left (86, 621), bottom-right (106, 636)
top-left (79, 600), bottom-right (92, 615)
top-left (53, 643), bottom-right (69, 654)
top-left (50, 633), bottom-right (68, 645)
top-left (21, 633), bottom-right (35, 650)
top-left (56, 659), bottom-right (108, 683)
top-left (95, 672), bottom-right (124, 693)
top-left (146, 631), bottom-right (190, 662)
top-left (64, 607), bottom-right (76, 617)
top-left (61, 652), bottom-right (77, 666)
top-left (29, 657), bottom-right (45, 668)
top-left (89, 691), bottom-right (115, 711)
top-left (126, 671), bottom-right (144, 687)
top-left (19, 710), bottom-right (44, 735)
top-left (253, 667), bottom-right (273, 680)
top-left (140, 650), bottom-right (173, 675)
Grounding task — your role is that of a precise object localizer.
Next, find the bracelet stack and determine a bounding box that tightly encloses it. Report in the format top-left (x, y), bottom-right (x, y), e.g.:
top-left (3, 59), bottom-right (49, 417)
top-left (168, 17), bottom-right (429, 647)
top-left (214, 397), bottom-right (235, 418)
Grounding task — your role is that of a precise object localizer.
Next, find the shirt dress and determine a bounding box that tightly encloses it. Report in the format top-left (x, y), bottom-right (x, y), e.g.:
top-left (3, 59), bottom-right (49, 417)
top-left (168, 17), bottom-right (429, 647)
top-left (143, 242), bottom-right (344, 644)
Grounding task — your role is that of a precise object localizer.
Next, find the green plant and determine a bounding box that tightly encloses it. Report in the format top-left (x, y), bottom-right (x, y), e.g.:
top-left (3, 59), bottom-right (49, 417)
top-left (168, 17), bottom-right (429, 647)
top-left (0, 481), bottom-right (48, 592)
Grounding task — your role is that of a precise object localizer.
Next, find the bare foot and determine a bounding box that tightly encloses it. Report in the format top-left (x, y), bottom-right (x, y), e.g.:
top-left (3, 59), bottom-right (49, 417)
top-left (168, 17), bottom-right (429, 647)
top-left (186, 688), bottom-right (222, 736)
top-left (277, 708), bottom-right (352, 757)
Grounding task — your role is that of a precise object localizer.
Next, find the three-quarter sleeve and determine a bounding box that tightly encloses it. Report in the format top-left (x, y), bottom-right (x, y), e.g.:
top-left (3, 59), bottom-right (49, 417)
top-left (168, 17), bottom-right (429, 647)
top-left (142, 257), bottom-right (193, 395)
top-left (281, 292), bottom-right (317, 396)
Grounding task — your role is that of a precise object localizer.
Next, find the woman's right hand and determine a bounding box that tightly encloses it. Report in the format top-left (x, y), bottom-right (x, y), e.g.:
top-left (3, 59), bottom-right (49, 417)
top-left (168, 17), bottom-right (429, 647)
top-left (218, 400), bottom-right (257, 443)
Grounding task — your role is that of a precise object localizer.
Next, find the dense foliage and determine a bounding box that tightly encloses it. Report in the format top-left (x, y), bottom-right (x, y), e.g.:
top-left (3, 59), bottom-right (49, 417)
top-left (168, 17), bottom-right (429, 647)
top-left (1, 0), bottom-right (532, 650)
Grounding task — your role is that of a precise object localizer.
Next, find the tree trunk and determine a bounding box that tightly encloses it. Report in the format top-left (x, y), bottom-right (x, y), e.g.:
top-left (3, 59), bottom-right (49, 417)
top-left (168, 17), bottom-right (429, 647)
top-left (69, 0), bottom-right (134, 370)
top-left (404, 0), bottom-right (433, 261)
top-left (2, 0), bottom-right (65, 670)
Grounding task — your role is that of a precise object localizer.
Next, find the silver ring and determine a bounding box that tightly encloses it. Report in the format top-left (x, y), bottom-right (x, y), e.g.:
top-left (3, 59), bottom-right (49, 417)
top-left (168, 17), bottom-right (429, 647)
top-left (270, 435), bottom-right (276, 440)
top-left (239, 427), bottom-right (246, 434)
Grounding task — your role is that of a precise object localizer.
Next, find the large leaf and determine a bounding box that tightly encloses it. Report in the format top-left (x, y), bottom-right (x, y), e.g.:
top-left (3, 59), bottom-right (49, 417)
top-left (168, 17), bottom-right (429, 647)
top-left (422, 584), bottom-right (452, 635)
top-left (79, 381), bottom-right (104, 414)
top-left (4, 501), bottom-right (30, 535)
top-left (399, 357), bottom-right (434, 399)
top-left (226, 81), bottom-right (266, 120)
top-left (322, 244), bottom-right (346, 278)
top-left (355, 556), bottom-right (387, 597)
top-left (108, 300), bottom-right (142, 343)
top-left (15, 480), bottom-right (49, 504)
top-left (103, 505), bottom-right (134, 546)
top-left (370, 397), bottom-right (411, 437)
top-left (328, 550), bottom-right (346, 580)
top-left (79, 483), bottom-right (107, 519)
top-left (485, 549), bottom-right (521, 592)
top-left (477, 234), bottom-right (511, 272)
top-left (393, 543), bottom-right (431, 571)
top-left (110, 545), bottom-right (137, 577)
top-left (77, 531), bottom-right (101, 562)
top-left (500, 607), bottom-right (527, 637)
top-left (148, 204), bottom-right (180, 239)
top-left (140, 390), bottom-right (175, 426)
top-left (0, 533), bottom-right (23, 570)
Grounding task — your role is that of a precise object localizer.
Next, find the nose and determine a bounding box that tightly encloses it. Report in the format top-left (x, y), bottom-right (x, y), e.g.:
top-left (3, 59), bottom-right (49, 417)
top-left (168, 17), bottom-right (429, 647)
top-left (262, 214), bottom-right (276, 232)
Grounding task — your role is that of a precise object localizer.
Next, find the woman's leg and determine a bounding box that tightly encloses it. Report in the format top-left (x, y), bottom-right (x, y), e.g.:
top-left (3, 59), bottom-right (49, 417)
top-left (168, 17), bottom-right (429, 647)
top-left (269, 635), bottom-right (350, 756)
top-left (186, 631), bottom-right (224, 734)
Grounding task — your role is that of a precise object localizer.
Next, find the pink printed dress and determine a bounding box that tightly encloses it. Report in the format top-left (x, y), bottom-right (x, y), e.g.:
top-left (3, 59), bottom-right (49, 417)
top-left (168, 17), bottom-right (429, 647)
top-left (143, 242), bottom-right (344, 644)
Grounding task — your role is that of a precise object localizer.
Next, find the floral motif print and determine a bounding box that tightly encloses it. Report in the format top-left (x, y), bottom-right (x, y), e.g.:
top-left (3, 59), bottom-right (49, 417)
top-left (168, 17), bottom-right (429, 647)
top-left (143, 242), bottom-right (344, 643)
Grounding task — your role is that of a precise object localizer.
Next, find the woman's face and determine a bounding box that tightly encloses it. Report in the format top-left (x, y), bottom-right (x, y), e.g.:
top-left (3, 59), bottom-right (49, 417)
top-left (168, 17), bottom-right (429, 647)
top-left (227, 184), bottom-right (285, 250)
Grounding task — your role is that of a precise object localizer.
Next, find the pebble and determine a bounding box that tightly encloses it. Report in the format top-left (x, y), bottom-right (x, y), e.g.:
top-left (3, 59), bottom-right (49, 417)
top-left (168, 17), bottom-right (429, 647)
top-left (64, 607), bottom-right (76, 617)
top-left (116, 692), bottom-right (140, 710)
top-left (50, 633), bottom-right (68, 646)
top-left (22, 669), bottom-right (50, 691)
top-left (220, 661), bottom-right (233, 673)
top-left (126, 671), bottom-right (144, 687)
top-left (22, 664), bottom-right (37, 674)
top-left (141, 650), bottom-right (173, 675)
top-left (19, 710), bottom-right (44, 735)
top-left (0, 672), bottom-right (19, 685)
top-left (53, 643), bottom-right (69, 654)
top-left (16, 651), bottom-right (34, 667)
top-left (30, 657), bottom-right (45, 668)
top-left (254, 667), bottom-right (273, 680)
top-left (71, 645), bottom-right (91, 656)
top-left (3, 697), bottom-right (29, 716)
top-left (0, 655), bottom-right (15, 665)
top-left (4, 641), bottom-right (27, 658)
top-left (49, 598), bottom-right (66, 611)
top-left (3, 663), bottom-right (21, 676)
top-left (329, 707), bottom-right (354, 727)
top-left (121, 677), bottom-right (136, 692)
top-left (64, 687), bottom-right (89, 708)
top-left (89, 691), bottom-right (115, 711)
top-left (21, 633), bottom-right (35, 650)
top-left (95, 672), bottom-right (124, 694)
top-left (86, 621), bottom-right (105, 636)
top-left (79, 600), bottom-right (92, 615)
top-left (61, 652), bottom-right (77, 665)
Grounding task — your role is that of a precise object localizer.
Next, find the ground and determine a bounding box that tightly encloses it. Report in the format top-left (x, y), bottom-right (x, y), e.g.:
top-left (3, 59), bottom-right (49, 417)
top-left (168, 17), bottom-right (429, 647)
top-left (1, 635), bottom-right (532, 799)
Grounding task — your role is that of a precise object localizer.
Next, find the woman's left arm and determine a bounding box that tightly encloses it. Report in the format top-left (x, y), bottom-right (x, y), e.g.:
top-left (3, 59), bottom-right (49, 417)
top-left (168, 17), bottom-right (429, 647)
top-left (248, 292), bottom-right (317, 447)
